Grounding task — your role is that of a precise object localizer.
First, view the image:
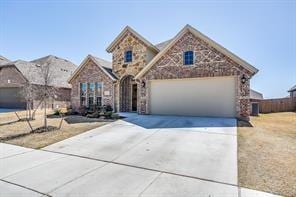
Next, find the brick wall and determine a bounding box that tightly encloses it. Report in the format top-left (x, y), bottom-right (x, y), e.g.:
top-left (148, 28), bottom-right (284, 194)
top-left (138, 31), bottom-right (252, 120)
top-left (0, 66), bottom-right (26, 87)
top-left (70, 59), bottom-right (114, 110)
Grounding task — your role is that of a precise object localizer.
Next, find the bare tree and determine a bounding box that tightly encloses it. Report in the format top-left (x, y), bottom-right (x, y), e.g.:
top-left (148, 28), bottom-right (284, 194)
top-left (20, 65), bottom-right (43, 121)
top-left (37, 62), bottom-right (57, 130)
top-left (21, 80), bottom-right (36, 120)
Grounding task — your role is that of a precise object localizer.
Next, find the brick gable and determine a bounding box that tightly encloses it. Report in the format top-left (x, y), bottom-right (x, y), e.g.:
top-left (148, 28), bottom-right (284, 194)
top-left (70, 59), bottom-right (114, 110)
top-left (138, 31), bottom-right (251, 119)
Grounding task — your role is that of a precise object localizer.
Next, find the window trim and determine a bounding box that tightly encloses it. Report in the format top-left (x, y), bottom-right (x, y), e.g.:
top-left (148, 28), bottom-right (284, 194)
top-left (183, 51), bottom-right (194, 66)
top-left (124, 50), bottom-right (133, 63)
top-left (95, 82), bottom-right (103, 107)
top-left (80, 82), bottom-right (105, 107)
top-left (80, 82), bottom-right (87, 106)
top-left (88, 82), bottom-right (95, 107)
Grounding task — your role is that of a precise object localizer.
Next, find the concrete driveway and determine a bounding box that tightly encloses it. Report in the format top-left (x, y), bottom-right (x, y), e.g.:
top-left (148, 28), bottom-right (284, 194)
top-left (0, 114), bottom-right (246, 196)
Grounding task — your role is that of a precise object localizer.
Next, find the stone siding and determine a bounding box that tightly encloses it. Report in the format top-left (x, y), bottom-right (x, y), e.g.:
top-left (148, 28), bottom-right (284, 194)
top-left (111, 31), bottom-right (151, 111)
top-left (138, 31), bottom-right (252, 120)
top-left (70, 59), bottom-right (114, 111)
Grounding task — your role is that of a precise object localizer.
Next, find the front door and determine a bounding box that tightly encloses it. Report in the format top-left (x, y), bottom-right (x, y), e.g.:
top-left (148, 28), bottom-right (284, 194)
top-left (132, 84), bottom-right (137, 111)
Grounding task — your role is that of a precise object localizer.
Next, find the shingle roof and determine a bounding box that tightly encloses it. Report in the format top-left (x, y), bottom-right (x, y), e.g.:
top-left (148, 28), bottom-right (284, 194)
top-left (30, 55), bottom-right (77, 88)
top-left (155, 39), bottom-right (173, 51)
top-left (288, 85), bottom-right (296, 92)
top-left (1, 55), bottom-right (77, 88)
top-left (68, 55), bottom-right (117, 83)
top-left (250, 89), bottom-right (263, 100)
top-left (1, 60), bottom-right (45, 85)
top-left (106, 26), bottom-right (159, 53)
top-left (0, 55), bottom-right (11, 65)
top-left (90, 55), bottom-right (118, 80)
top-left (91, 55), bottom-right (112, 69)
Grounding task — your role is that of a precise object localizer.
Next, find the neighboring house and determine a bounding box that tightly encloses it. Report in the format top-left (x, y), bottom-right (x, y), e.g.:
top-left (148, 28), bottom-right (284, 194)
top-left (288, 85), bottom-right (296, 98)
top-left (0, 55), bottom-right (11, 65)
top-left (0, 55), bottom-right (77, 109)
top-left (69, 25), bottom-right (259, 120)
top-left (250, 89), bottom-right (263, 116)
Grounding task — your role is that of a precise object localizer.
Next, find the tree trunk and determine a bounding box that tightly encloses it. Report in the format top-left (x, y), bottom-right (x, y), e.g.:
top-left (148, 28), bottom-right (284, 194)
top-left (44, 100), bottom-right (47, 130)
top-left (26, 103), bottom-right (28, 119)
top-left (28, 101), bottom-right (32, 120)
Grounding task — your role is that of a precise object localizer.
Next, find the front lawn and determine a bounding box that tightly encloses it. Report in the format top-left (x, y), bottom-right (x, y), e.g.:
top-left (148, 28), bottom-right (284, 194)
top-left (238, 112), bottom-right (296, 197)
top-left (0, 109), bottom-right (110, 149)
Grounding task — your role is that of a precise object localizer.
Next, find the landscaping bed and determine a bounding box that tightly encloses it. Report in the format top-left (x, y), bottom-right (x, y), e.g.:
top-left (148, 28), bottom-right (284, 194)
top-left (238, 112), bottom-right (296, 197)
top-left (0, 109), bottom-right (112, 149)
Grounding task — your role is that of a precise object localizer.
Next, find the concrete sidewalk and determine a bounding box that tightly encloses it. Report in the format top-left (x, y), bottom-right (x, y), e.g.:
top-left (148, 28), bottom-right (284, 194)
top-left (0, 143), bottom-right (281, 197)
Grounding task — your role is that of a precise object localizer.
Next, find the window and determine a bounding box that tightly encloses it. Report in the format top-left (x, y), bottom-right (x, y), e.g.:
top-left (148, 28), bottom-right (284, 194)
top-left (96, 82), bottom-right (102, 106)
top-left (80, 83), bottom-right (87, 106)
top-left (88, 83), bottom-right (95, 107)
top-left (183, 51), bottom-right (194, 65)
top-left (80, 82), bottom-right (103, 107)
top-left (124, 50), bottom-right (132, 63)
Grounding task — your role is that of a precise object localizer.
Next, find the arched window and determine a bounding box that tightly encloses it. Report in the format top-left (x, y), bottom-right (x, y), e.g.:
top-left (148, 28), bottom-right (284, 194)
top-left (183, 51), bottom-right (194, 65)
top-left (124, 50), bottom-right (133, 63)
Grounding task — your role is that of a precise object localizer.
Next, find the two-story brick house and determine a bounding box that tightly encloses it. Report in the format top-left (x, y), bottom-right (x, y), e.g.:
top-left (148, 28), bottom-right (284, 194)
top-left (69, 25), bottom-right (258, 120)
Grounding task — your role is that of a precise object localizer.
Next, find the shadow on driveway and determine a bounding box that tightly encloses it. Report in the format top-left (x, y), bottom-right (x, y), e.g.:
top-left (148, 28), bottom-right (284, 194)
top-left (120, 114), bottom-right (237, 129)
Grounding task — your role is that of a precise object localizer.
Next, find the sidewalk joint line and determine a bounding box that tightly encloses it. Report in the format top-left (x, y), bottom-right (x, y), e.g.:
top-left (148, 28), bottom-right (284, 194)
top-left (0, 179), bottom-right (51, 197)
top-left (42, 149), bottom-right (238, 188)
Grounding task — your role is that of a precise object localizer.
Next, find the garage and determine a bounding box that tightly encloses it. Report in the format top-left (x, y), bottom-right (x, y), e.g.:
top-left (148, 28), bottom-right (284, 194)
top-left (0, 87), bottom-right (26, 109)
top-left (149, 76), bottom-right (237, 117)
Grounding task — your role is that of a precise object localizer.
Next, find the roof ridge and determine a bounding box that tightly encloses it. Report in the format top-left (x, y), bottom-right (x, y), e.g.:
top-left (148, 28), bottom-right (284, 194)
top-left (135, 24), bottom-right (258, 79)
top-left (106, 25), bottom-right (159, 53)
top-left (88, 54), bottom-right (111, 63)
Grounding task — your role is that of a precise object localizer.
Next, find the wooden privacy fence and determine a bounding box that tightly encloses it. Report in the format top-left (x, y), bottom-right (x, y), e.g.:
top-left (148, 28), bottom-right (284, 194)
top-left (259, 97), bottom-right (296, 113)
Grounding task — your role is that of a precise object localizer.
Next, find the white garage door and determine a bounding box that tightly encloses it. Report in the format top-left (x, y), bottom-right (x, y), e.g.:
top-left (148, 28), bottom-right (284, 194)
top-left (149, 77), bottom-right (236, 117)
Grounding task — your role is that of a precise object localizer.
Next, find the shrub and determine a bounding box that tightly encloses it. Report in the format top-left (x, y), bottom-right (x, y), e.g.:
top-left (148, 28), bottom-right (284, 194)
top-left (104, 111), bottom-right (113, 119)
top-left (66, 105), bottom-right (72, 111)
top-left (111, 113), bottom-right (120, 119)
top-left (87, 111), bottom-right (100, 118)
top-left (105, 105), bottom-right (113, 112)
top-left (53, 108), bottom-right (62, 115)
top-left (78, 106), bottom-right (88, 116)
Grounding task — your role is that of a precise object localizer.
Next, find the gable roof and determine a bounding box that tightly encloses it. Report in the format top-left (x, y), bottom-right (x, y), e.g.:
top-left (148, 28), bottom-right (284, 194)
top-left (1, 55), bottom-right (77, 88)
top-left (250, 89), bottom-right (263, 100)
top-left (0, 55), bottom-right (11, 65)
top-left (31, 55), bottom-right (77, 88)
top-left (106, 26), bottom-right (160, 53)
top-left (155, 39), bottom-right (173, 51)
top-left (1, 60), bottom-right (40, 84)
top-left (135, 24), bottom-right (259, 79)
top-left (288, 85), bottom-right (296, 92)
top-left (68, 55), bottom-right (117, 83)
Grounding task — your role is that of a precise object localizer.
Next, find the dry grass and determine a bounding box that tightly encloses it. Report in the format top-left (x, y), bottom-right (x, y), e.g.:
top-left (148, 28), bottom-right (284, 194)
top-left (0, 110), bottom-right (109, 149)
top-left (238, 112), bottom-right (296, 197)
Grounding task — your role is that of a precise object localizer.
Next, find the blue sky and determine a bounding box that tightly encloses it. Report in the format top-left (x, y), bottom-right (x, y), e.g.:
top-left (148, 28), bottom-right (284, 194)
top-left (0, 0), bottom-right (295, 98)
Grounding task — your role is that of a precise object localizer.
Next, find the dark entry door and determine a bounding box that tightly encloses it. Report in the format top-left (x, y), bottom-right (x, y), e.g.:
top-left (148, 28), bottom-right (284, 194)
top-left (132, 84), bottom-right (137, 111)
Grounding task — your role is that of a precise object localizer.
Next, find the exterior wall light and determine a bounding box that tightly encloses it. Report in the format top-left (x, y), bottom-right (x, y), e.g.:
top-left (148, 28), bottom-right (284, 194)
top-left (141, 81), bottom-right (146, 88)
top-left (241, 74), bottom-right (248, 84)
